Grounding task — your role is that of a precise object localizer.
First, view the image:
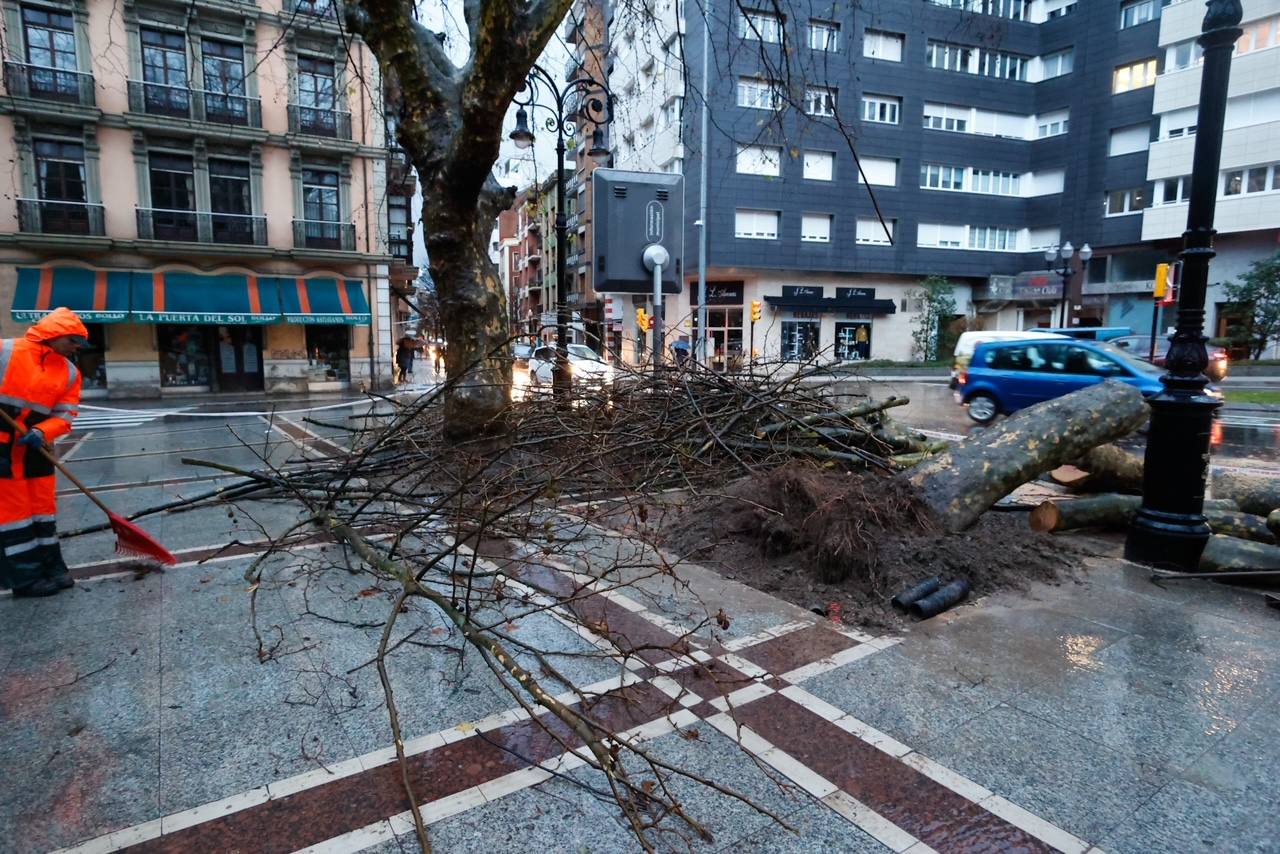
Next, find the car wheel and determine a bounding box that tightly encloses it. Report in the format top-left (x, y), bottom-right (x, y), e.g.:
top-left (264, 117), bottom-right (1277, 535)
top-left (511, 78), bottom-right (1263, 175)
top-left (967, 392), bottom-right (999, 424)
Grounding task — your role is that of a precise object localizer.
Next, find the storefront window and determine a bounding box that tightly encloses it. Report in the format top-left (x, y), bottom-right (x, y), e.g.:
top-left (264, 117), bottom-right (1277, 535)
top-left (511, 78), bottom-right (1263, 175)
top-left (835, 321), bottom-right (872, 361)
top-left (306, 325), bottom-right (351, 381)
top-left (693, 308), bottom-right (745, 371)
top-left (158, 324), bottom-right (212, 388)
top-left (76, 323), bottom-right (108, 389)
top-left (782, 319), bottom-right (821, 361)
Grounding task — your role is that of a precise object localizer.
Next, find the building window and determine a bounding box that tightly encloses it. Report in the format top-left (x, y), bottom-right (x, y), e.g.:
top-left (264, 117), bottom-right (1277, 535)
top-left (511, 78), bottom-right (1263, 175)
top-left (1036, 110), bottom-right (1069, 138)
top-left (861, 94), bottom-right (900, 125)
top-left (31, 139), bottom-right (89, 234)
top-left (661, 157), bottom-right (683, 174)
top-left (738, 9), bottom-right (782, 43)
top-left (978, 48), bottom-right (1027, 80)
top-left (147, 153), bottom-right (196, 240)
top-left (929, 0), bottom-right (1028, 19)
top-left (1223, 163), bottom-right (1280, 196)
top-left (926, 41), bottom-right (971, 72)
top-left (388, 195), bottom-right (410, 260)
top-left (301, 167), bottom-right (342, 246)
top-left (297, 55), bottom-right (338, 133)
top-left (306, 326), bottom-right (351, 381)
top-left (734, 209), bottom-right (779, 239)
top-left (22, 6), bottom-right (79, 100)
top-left (208, 159), bottom-right (254, 244)
top-left (858, 156), bottom-right (898, 186)
top-left (203, 39), bottom-right (248, 124)
top-left (158, 325), bottom-right (212, 388)
top-left (1157, 176), bottom-right (1191, 204)
top-left (1166, 39), bottom-right (1204, 71)
top-left (801, 213), bottom-right (832, 242)
top-left (1040, 49), bottom-right (1073, 79)
top-left (921, 163), bottom-right (966, 191)
top-left (968, 226), bottom-right (1018, 251)
top-left (781, 321), bottom-right (821, 361)
top-left (923, 103), bottom-right (969, 133)
top-left (803, 150), bottom-right (835, 180)
top-left (1105, 186), bottom-right (1147, 215)
top-left (972, 169), bottom-right (1021, 195)
top-left (693, 307), bottom-right (744, 369)
top-left (855, 217), bottom-right (894, 245)
top-left (917, 222), bottom-right (965, 248)
top-left (1162, 107), bottom-right (1198, 138)
top-left (660, 96), bottom-right (683, 129)
top-left (1119, 0), bottom-right (1155, 28)
top-left (141, 28), bottom-right (189, 116)
top-left (810, 20), bottom-right (839, 51)
top-left (1109, 123), bottom-right (1151, 156)
top-left (863, 30), bottom-right (904, 62)
top-left (735, 143), bottom-right (782, 177)
top-left (1112, 58), bottom-right (1157, 94)
top-left (804, 86), bottom-right (837, 117)
top-left (737, 76), bottom-right (782, 110)
top-left (1237, 15), bottom-right (1280, 55)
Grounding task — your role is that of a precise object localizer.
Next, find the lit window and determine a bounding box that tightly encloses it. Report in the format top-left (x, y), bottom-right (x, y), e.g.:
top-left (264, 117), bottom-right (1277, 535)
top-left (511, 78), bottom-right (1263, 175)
top-left (1113, 58), bottom-right (1158, 94)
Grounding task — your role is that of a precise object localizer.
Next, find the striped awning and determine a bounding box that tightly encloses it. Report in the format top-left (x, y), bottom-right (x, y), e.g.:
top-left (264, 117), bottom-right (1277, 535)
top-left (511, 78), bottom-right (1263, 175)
top-left (130, 271), bottom-right (282, 324)
top-left (276, 277), bottom-right (371, 325)
top-left (12, 267), bottom-right (131, 322)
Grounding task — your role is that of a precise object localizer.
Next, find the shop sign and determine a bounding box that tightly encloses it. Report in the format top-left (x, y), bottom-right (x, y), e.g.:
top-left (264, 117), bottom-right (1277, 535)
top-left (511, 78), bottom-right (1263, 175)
top-left (790, 311), bottom-right (823, 319)
top-left (699, 281), bottom-right (744, 305)
top-left (836, 287), bottom-right (876, 301)
top-left (140, 312), bottom-right (280, 325)
top-left (843, 312), bottom-right (873, 320)
top-left (782, 285), bottom-right (822, 300)
top-left (1012, 272), bottom-right (1059, 300)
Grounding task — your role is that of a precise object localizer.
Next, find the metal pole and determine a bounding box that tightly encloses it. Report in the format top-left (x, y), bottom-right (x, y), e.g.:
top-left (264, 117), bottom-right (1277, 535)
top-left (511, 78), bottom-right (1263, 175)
top-left (1058, 269), bottom-right (1069, 327)
top-left (696, 0), bottom-right (710, 364)
top-left (1148, 298), bottom-right (1160, 364)
top-left (1126, 0), bottom-right (1240, 569)
top-left (652, 262), bottom-right (664, 365)
top-left (553, 120), bottom-right (571, 404)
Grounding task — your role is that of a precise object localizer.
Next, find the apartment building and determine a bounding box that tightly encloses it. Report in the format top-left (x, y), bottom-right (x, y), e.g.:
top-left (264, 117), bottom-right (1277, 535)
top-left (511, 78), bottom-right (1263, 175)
top-left (1138, 0), bottom-right (1280, 347)
top-left (0, 0), bottom-right (401, 397)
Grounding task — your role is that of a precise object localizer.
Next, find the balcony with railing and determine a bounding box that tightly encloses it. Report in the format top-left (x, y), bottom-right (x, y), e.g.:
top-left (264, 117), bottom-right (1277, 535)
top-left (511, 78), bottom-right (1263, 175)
top-left (288, 104), bottom-right (353, 139)
top-left (127, 81), bottom-right (263, 128)
top-left (294, 219), bottom-right (357, 251)
top-left (388, 230), bottom-right (412, 262)
top-left (17, 199), bottom-right (105, 236)
top-left (3, 62), bottom-right (95, 107)
top-left (136, 209), bottom-right (268, 245)
top-left (284, 0), bottom-right (339, 20)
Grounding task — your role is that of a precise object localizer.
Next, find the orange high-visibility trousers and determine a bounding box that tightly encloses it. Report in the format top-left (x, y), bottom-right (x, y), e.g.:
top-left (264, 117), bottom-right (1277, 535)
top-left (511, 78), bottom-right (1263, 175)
top-left (0, 473), bottom-right (64, 590)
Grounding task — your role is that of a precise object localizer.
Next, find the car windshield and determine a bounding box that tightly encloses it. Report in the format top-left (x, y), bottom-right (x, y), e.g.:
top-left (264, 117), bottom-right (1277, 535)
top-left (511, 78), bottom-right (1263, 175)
top-left (1097, 342), bottom-right (1162, 375)
top-left (567, 344), bottom-right (601, 361)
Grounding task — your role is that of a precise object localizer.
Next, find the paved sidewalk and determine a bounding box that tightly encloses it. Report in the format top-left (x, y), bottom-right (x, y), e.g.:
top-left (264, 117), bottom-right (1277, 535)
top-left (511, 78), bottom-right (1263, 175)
top-left (2, 496), bottom-right (1277, 854)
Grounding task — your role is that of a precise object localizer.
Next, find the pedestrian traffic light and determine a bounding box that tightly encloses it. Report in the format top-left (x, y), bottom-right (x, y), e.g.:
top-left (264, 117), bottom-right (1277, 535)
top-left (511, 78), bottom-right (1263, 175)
top-left (750, 299), bottom-right (762, 322)
top-left (1153, 263), bottom-right (1169, 299)
top-left (636, 307), bottom-right (650, 332)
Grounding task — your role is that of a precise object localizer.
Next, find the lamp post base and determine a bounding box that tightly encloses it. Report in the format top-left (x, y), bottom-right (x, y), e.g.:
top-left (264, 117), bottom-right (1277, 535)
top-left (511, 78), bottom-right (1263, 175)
top-left (1124, 388), bottom-right (1221, 569)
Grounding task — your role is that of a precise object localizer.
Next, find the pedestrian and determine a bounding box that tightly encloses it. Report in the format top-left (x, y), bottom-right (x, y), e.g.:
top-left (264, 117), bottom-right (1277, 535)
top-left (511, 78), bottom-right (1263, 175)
top-left (395, 336), bottom-right (416, 384)
top-left (1, 307), bottom-right (86, 597)
top-left (434, 342), bottom-right (445, 375)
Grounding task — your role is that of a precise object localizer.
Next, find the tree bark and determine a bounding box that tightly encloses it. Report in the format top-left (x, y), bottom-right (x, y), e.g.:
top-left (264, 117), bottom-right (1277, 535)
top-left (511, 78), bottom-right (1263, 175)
top-left (1200, 534), bottom-right (1280, 573)
top-left (905, 381), bottom-right (1148, 532)
top-left (1210, 470), bottom-right (1280, 516)
top-left (347, 0), bottom-right (573, 441)
top-left (1079, 444), bottom-right (1144, 493)
top-left (1030, 495), bottom-right (1250, 536)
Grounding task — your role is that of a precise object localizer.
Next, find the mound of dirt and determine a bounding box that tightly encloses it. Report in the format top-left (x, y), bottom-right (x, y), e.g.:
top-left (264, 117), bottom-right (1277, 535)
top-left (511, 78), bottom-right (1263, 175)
top-left (656, 462), bottom-right (1080, 631)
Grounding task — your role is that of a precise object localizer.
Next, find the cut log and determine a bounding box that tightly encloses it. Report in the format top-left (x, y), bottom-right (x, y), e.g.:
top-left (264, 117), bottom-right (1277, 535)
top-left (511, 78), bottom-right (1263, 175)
top-left (1048, 465), bottom-right (1093, 490)
top-left (906, 381), bottom-right (1148, 533)
top-left (1205, 510), bottom-right (1276, 545)
top-left (1078, 444), bottom-right (1144, 493)
top-left (1210, 471), bottom-right (1280, 516)
top-left (1031, 494), bottom-right (1241, 534)
top-left (1200, 535), bottom-right (1280, 573)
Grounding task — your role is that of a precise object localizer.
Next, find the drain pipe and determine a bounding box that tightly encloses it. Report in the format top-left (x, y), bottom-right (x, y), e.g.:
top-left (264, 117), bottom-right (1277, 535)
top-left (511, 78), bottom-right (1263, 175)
top-left (357, 40), bottom-right (379, 390)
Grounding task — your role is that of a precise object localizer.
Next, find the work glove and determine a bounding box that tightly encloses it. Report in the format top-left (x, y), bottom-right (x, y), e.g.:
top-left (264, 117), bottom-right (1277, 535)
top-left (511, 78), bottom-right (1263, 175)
top-left (18, 429), bottom-right (45, 449)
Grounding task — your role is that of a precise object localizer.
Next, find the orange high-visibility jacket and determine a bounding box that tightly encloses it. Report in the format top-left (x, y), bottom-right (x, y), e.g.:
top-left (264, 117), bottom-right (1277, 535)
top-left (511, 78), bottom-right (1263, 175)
top-left (0, 308), bottom-right (85, 475)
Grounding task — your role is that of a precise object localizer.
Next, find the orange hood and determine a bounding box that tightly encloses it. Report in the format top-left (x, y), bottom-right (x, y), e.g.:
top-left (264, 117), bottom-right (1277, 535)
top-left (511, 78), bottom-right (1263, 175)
top-left (25, 307), bottom-right (89, 344)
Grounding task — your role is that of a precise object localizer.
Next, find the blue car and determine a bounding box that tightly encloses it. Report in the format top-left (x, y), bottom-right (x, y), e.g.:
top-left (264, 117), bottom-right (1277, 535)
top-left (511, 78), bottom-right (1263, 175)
top-left (955, 337), bottom-right (1175, 424)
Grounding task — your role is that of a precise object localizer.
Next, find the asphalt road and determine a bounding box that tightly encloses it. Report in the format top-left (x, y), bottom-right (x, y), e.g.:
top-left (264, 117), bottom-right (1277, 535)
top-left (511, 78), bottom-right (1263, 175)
top-left (866, 379), bottom-right (1280, 473)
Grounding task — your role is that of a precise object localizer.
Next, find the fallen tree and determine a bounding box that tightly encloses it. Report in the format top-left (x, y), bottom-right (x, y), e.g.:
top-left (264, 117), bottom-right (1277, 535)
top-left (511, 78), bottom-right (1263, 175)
top-left (1049, 444), bottom-right (1145, 493)
top-left (1029, 495), bottom-right (1268, 542)
top-left (905, 381), bottom-right (1149, 532)
top-left (1210, 471), bottom-right (1280, 516)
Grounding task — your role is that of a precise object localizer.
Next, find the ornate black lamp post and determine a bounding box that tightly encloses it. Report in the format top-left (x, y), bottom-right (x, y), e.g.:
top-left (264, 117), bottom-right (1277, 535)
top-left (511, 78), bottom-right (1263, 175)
top-left (1045, 241), bottom-right (1092, 328)
top-left (509, 65), bottom-right (612, 403)
top-left (1126, 1), bottom-right (1242, 568)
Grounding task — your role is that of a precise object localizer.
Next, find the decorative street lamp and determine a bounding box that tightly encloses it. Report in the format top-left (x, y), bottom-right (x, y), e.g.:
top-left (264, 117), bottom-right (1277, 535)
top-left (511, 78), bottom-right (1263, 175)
top-left (510, 67), bottom-right (613, 403)
top-left (1126, 1), bottom-right (1242, 569)
top-left (1045, 241), bottom-right (1092, 328)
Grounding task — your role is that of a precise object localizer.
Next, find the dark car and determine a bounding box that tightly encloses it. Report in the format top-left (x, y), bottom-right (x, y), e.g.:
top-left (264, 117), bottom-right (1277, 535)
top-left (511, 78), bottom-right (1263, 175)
top-left (955, 338), bottom-right (1185, 424)
top-left (1110, 335), bottom-right (1229, 381)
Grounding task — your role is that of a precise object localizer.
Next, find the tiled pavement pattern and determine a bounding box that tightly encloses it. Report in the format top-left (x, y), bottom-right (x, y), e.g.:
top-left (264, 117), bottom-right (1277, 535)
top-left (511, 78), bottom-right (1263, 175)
top-left (2, 411), bottom-right (1277, 853)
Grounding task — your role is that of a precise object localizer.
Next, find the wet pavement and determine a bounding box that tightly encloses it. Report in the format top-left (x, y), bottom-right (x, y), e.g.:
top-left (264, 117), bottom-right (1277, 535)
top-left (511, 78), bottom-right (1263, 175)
top-left (1, 395), bottom-right (1277, 853)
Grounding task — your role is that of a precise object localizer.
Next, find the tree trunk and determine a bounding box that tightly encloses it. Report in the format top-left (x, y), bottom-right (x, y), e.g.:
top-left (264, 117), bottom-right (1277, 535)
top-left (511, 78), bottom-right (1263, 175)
top-left (1031, 495), bottom-right (1249, 536)
top-left (905, 381), bottom-right (1148, 532)
top-left (1200, 534), bottom-right (1280, 573)
top-left (1078, 444), bottom-right (1144, 493)
top-left (1210, 470), bottom-right (1280, 516)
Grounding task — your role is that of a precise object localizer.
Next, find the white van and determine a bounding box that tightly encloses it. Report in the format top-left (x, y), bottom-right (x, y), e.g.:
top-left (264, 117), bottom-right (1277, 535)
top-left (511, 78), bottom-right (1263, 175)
top-left (950, 330), bottom-right (1068, 388)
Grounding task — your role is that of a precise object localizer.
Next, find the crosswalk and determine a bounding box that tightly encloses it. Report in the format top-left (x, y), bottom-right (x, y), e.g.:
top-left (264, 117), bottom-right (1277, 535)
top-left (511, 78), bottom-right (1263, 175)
top-left (72, 408), bottom-right (170, 429)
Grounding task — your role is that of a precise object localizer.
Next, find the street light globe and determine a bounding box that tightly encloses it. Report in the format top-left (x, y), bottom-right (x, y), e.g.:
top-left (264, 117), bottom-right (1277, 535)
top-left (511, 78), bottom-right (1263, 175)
top-left (1044, 245), bottom-right (1057, 264)
top-left (1079, 243), bottom-right (1093, 263)
top-left (509, 107), bottom-right (535, 150)
top-left (1061, 241), bottom-right (1074, 260)
top-left (588, 129), bottom-right (610, 165)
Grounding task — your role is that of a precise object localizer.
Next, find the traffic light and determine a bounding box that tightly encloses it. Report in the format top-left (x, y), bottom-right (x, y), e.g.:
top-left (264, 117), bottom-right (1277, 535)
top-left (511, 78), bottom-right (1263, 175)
top-left (636, 307), bottom-right (650, 332)
top-left (750, 299), bottom-right (762, 323)
top-left (1153, 263), bottom-right (1169, 299)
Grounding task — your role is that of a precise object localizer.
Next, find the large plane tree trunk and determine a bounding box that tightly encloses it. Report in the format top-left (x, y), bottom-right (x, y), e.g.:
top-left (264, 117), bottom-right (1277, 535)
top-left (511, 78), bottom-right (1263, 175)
top-left (348, 0), bottom-right (571, 441)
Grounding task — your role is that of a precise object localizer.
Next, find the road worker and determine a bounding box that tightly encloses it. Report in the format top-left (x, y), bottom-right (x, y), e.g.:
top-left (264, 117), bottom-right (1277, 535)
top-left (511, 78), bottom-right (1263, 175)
top-left (0, 307), bottom-right (85, 597)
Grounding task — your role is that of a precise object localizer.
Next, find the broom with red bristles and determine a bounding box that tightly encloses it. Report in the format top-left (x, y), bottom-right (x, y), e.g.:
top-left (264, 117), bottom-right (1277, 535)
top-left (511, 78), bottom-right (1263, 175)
top-left (0, 410), bottom-right (177, 565)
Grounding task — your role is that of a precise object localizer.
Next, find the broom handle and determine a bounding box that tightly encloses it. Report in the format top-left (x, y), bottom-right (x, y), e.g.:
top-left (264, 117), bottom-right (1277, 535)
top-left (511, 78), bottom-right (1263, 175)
top-left (0, 409), bottom-right (113, 517)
